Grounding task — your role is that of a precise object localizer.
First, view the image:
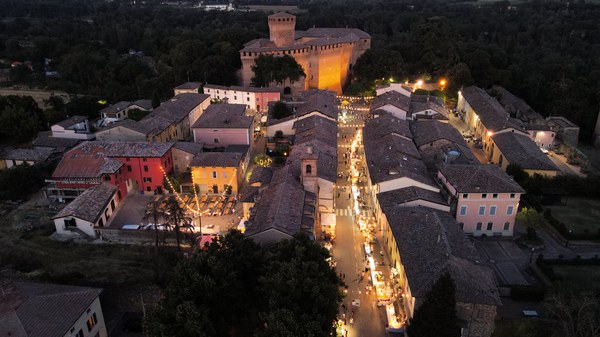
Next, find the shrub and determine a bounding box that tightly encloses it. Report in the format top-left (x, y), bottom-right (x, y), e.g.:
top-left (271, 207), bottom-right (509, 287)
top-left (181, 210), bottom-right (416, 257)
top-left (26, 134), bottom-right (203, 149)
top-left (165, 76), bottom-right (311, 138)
top-left (511, 284), bottom-right (546, 301)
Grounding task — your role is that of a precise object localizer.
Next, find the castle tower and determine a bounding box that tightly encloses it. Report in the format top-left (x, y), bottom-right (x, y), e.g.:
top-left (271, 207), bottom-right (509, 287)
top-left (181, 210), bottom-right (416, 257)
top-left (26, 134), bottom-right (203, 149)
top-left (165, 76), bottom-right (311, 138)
top-left (300, 145), bottom-right (319, 194)
top-left (268, 12), bottom-right (296, 47)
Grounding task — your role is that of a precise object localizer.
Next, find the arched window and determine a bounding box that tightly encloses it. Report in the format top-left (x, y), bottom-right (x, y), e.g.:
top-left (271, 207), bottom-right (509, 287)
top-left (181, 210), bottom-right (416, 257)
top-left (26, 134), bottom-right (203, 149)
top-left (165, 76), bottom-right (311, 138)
top-left (306, 164), bottom-right (312, 174)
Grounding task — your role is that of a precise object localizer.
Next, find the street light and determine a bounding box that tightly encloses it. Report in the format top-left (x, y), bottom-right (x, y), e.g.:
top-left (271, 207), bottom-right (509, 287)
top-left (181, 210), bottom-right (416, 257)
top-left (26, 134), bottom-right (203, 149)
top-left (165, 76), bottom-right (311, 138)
top-left (565, 229), bottom-right (573, 247)
top-left (529, 247), bottom-right (535, 264)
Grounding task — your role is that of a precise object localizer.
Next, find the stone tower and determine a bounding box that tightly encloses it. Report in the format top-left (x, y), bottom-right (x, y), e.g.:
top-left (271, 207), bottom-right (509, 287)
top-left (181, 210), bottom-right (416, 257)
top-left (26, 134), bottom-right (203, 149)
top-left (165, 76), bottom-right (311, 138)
top-left (300, 145), bottom-right (319, 194)
top-left (268, 12), bottom-right (296, 47)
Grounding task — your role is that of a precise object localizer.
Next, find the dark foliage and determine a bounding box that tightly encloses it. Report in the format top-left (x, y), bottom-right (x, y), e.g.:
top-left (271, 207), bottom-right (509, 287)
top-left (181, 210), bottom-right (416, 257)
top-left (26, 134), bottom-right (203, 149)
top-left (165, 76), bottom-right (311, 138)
top-left (251, 54), bottom-right (305, 86)
top-left (0, 163), bottom-right (48, 200)
top-left (271, 101), bottom-right (291, 119)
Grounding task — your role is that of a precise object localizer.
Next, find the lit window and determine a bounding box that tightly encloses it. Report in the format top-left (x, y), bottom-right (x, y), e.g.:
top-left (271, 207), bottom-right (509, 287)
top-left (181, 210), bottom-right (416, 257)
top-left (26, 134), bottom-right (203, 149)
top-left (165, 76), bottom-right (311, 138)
top-left (86, 313), bottom-right (97, 332)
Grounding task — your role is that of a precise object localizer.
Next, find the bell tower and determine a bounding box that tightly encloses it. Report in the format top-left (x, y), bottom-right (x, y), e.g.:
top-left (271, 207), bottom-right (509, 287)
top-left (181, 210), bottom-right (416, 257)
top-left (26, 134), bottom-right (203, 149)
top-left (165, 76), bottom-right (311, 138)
top-left (300, 146), bottom-right (318, 194)
top-left (268, 12), bottom-right (296, 47)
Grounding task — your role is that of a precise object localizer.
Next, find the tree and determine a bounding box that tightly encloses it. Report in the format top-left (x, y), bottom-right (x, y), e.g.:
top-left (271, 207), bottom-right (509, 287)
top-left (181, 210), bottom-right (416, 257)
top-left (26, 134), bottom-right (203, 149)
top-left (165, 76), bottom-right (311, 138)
top-left (0, 106), bottom-right (43, 142)
top-left (271, 101), bottom-right (291, 120)
top-left (446, 63), bottom-right (474, 96)
top-left (516, 207), bottom-right (544, 229)
top-left (144, 232), bottom-right (342, 337)
top-left (0, 163), bottom-right (47, 200)
top-left (165, 197), bottom-right (185, 251)
top-left (128, 108), bottom-right (151, 121)
top-left (251, 54), bottom-right (305, 87)
top-left (406, 272), bottom-right (461, 337)
top-left (353, 48), bottom-right (406, 83)
top-left (506, 164), bottom-right (529, 185)
top-left (545, 286), bottom-right (600, 337)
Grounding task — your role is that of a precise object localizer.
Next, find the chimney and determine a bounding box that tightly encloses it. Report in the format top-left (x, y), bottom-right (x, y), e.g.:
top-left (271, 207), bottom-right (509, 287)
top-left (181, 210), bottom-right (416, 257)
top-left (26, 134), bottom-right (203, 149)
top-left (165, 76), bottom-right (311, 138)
top-left (307, 146), bottom-right (313, 154)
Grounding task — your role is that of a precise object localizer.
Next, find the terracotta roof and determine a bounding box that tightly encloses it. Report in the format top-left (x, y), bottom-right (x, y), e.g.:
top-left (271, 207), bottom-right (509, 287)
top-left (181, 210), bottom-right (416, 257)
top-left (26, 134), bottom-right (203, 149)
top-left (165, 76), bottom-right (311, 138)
top-left (249, 166), bottom-right (274, 186)
top-left (144, 93), bottom-right (210, 124)
top-left (32, 131), bottom-right (81, 149)
top-left (438, 164), bottom-right (525, 193)
top-left (191, 104), bottom-right (252, 129)
top-left (54, 116), bottom-right (88, 128)
top-left (174, 82), bottom-right (201, 90)
top-left (246, 165), bottom-right (315, 237)
top-left (411, 120), bottom-right (466, 148)
top-left (461, 86), bottom-right (525, 132)
top-left (75, 141), bottom-right (173, 158)
top-left (172, 141), bottom-right (204, 155)
top-left (190, 151), bottom-right (242, 167)
top-left (381, 207), bottom-right (501, 306)
top-left (491, 132), bottom-right (559, 172)
top-left (363, 113), bottom-right (412, 140)
top-left (269, 12), bottom-right (295, 18)
top-left (203, 84), bottom-right (280, 93)
top-left (371, 91), bottom-right (411, 112)
top-left (1, 148), bottom-right (52, 162)
top-left (377, 186), bottom-right (447, 208)
top-left (53, 183), bottom-right (117, 223)
top-left (0, 281), bottom-right (102, 337)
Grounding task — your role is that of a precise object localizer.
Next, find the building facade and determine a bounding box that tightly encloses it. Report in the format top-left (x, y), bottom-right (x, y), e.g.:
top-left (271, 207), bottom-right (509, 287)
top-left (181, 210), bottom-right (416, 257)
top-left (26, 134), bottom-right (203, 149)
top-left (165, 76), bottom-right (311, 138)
top-left (240, 12), bottom-right (371, 94)
top-left (203, 84), bottom-right (281, 112)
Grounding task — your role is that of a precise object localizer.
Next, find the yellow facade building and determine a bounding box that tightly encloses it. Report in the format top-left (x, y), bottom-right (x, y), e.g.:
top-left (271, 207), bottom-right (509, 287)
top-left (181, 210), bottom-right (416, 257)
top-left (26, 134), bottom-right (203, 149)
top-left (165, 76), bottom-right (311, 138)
top-left (190, 151), bottom-right (248, 194)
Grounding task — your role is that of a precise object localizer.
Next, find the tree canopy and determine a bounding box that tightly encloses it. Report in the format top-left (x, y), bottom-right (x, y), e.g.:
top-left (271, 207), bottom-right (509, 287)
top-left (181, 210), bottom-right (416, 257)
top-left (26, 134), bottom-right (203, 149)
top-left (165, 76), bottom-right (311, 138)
top-left (251, 54), bottom-right (305, 86)
top-left (144, 231), bottom-right (342, 337)
top-left (406, 272), bottom-right (461, 337)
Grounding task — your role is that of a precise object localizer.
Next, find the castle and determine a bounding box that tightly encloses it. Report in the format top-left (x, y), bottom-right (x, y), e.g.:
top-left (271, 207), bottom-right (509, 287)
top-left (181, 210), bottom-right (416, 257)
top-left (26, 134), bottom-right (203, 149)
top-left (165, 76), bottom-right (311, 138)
top-left (240, 12), bottom-right (371, 95)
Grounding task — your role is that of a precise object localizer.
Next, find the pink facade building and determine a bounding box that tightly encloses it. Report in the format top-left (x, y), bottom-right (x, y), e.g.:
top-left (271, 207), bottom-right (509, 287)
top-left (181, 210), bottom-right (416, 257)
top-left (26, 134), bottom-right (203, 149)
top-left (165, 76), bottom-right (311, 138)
top-left (203, 84), bottom-right (281, 112)
top-left (191, 104), bottom-right (254, 148)
top-left (437, 164), bottom-right (525, 236)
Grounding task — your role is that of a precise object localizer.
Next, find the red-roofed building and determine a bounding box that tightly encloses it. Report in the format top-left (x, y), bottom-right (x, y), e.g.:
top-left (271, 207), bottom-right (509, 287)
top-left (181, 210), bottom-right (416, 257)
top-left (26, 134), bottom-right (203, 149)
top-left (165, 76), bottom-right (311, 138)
top-left (47, 141), bottom-right (174, 202)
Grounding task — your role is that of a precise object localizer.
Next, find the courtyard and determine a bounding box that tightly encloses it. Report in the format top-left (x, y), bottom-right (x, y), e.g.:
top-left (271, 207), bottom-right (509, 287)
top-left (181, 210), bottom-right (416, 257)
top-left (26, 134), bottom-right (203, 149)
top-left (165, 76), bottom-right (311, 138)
top-left (546, 197), bottom-right (600, 235)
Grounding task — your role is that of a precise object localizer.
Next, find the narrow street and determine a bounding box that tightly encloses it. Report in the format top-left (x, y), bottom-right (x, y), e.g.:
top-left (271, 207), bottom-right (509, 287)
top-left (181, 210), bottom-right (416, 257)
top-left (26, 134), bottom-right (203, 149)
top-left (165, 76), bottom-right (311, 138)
top-left (331, 101), bottom-right (402, 336)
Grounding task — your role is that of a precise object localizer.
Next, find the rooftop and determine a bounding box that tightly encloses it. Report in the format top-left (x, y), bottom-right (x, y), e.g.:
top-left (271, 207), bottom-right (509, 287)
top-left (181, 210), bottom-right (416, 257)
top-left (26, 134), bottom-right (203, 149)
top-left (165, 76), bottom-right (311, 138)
top-left (371, 90), bottom-right (411, 113)
top-left (190, 151), bottom-right (243, 167)
top-left (191, 104), bottom-right (252, 129)
top-left (99, 101), bottom-right (131, 114)
top-left (488, 85), bottom-right (544, 123)
top-left (144, 93), bottom-right (210, 124)
top-left (410, 120), bottom-right (466, 148)
top-left (174, 82), bottom-right (201, 90)
top-left (53, 183), bottom-right (117, 223)
top-left (172, 141), bottom-right (204, 155)
top-left (377, 186), bottom-right (447, 209)
top-left (438, 164), bottom-right (525, 193)
top-left (363, 113), bottom-right (412, 140)
top-left (203, 84), bottom-right (280, 93)
top-left (1, 148), bottom-right (53, 162)
top-left (0, 281), bottom-right (102, 337)
top-left (54, 116), bottom-right (88, 128)
top-left (32, 131), bottom-right (81, 150)
top-left (249, 165), bottom-right (274, 186)
top-left (547, 116), bottom-right (579, 129)
top-left (409, 95), bottom-right (448, 119)
top-left (268, 90), bottom-right (338, 126)
top-left (381, 207), bottom-right (501, 306)
top-left (491, 132), bottom-right (559, 172)
top-left (460, 86), bottom-right (525, 132)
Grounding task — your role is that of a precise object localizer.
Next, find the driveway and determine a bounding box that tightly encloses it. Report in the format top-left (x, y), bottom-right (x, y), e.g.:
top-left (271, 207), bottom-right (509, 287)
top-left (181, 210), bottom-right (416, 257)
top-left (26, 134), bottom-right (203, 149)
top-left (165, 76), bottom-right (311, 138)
top-left (474, 239), bottom-right (535, 285)
top-left (107, 194), bottom-right (153, 228)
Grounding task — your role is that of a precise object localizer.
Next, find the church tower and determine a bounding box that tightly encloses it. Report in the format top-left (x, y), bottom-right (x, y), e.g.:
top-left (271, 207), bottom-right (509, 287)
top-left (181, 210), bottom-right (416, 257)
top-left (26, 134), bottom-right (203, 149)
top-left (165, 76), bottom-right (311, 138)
top-left (268, 12), bottom-right (296, 47)
top-left (300, 145), bottom-right (319, 194)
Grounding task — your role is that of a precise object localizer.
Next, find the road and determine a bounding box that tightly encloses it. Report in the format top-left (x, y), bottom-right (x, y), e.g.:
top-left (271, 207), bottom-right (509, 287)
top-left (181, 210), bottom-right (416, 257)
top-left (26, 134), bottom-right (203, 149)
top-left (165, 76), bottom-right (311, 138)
top-left (331, 102), bottom-right (395, 336)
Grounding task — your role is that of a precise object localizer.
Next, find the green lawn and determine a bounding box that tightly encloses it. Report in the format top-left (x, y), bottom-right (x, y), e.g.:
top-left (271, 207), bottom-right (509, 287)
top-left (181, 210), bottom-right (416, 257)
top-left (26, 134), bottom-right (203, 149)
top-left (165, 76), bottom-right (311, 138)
top-left (552, 265), bottom-right (600, 291)
top-left (546, 197), bottom-right (600, 235)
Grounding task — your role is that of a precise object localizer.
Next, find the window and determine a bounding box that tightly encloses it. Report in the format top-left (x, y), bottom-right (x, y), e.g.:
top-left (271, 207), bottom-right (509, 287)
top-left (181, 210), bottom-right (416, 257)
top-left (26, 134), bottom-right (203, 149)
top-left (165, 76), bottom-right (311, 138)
top-left (234, 96), bottom-right (237, 100)
top-left (462, 193), bottom-right (468, 199)
top-left (504, 222), bottom-right (510, 231)
top-left (104, 209), bottom-right (109, 219)
top-left (256, 98), bottom-right (260, 101)
top-left (104, 176), bottom-right (111, 181)
top-left (532, 131), bottom-right (537, 137)
top-left (126, 157), bottom-right (130, 161)
top-left (492, 193), bottom-right (498, 199)
top-left (143, 177), bottom-right (152, 183)
top-left (247, 97), bottom-right (250, 101)
top-left (490, 206), bottom-right (497, 216)
top-left (146, 186), bottom-right (151, 192)
top-left (459, 206), bottom-right (467, 216)
top-left (76, 329), bottom-right (84, 337)
top-left (478, 206), bottom-right (485, 215)
top-left (110, 199), bottom-right (115, 211)
top-left (487, 222), bottom-right (494, 230)
top-left (482, 193), bottom-right (487, 199)
top-left (64, 218), bottom-right (76, 228)
top-left (143, 165), bottom-right (148, 172)
top-left (510, 193), bottom-right (516, 199)
top-left (127, 165), bottom-right (132, 172)
top-left (507, 205), bottom-right (514, 215)
top-left (87, 313), bottom-right (97, 332)
top-left (306, 164), bottom-right (312, 174)
top-left (143, 158), bottom-right (147, 162)
top-left (476, 222), bottom-right (482, 230)
top-left (222, 171), bottom-right (227, 178)
top-left (212, 171), bottom-right (217, 179)
top-left (214, 138), bottom-right (220, 144)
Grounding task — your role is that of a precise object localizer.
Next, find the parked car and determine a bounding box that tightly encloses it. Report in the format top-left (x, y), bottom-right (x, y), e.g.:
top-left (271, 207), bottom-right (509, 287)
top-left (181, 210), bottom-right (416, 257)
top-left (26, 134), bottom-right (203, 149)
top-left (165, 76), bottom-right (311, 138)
top-left (122, 224), bottom-right (142, 230)
top-left (144, 223), bottom-right (167, 230)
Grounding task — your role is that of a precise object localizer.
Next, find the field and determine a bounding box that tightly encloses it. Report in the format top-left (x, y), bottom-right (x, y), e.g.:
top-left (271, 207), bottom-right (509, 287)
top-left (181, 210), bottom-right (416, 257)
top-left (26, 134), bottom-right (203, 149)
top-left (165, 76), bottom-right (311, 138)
top-left (552, 265), bottom-right (600, 290)
top-left (546, 197), bottom-right (600, 235)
